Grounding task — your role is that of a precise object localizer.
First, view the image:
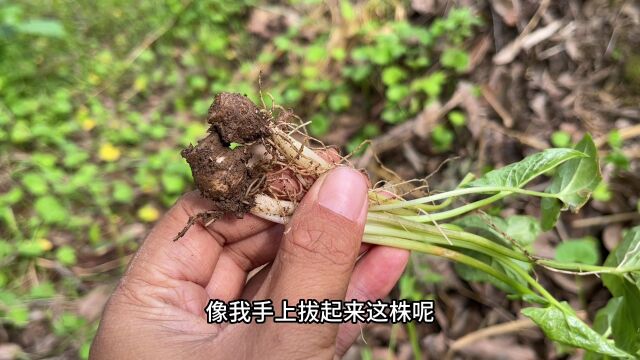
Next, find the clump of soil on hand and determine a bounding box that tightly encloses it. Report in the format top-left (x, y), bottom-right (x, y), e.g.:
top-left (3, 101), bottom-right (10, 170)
top-left (181, 93), bottom-right (271, 223)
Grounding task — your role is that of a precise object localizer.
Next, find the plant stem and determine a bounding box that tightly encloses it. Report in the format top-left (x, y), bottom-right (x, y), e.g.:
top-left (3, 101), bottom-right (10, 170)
top-left (367, 212), bottom-right (640, 276)
top-left (535, 258), bottom-right (640, 275)
top-left (402, 192), bottom-right (508, 222)
top-left (370, 186), bottom-right (560, 212)
top-left (406, 322), bottom-right (422, 359)
top-left (366, 213), bottom-right (529, 261)
top-left (363, 235), bottom-right (535, 296)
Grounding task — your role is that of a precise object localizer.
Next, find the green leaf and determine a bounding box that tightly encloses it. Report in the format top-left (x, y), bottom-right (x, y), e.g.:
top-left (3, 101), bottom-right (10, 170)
top-left (448, 110), bottom-right (466, 127)
top-left (592, 181), bottom-right (612, 202)
top-left (328, 93), bottom-right (351, 112)
top-left (21, 173), bottom-right (48, 195)
top-left (587, 297), bottom-right (624, 360)
top-left (541, 198), bottom-right (563, 231)
top-left (555, 237), bottom-right (600, 265)
top-left (228, 142), bottom-right (242, 150)
top-left (56, 246), bottom-right (77, 266)
top-left (455, 214), bottom-right (541, 248)
top-left (454, 252), bottom-right (530, 294)
top-left (113, 181), bottom-right (134, 203)
top-left (16, 19), bottom-right (66, 38)
top-left (411, 72), bottom-right (447, 99)
top-left (34, 196), bottom-right (68, 224)
top-left (386, 85), bottom-right (410, 102)
top-left (522, 306), bottom-right (631, 357)
top-left (30, 282), bottom-right (56, 299)
top-left (454, 215), bottom-right (540, 294)
top-left (0, 241), bottom-right (14, 260)
top-left (7, 307), bottom-right (29, 327)
top-left (441, 48), bottom-right (470, 72)
top-left (161, 172), bottom-right (185, 194)
top-left (541, 134), bottom-right (601, 230)
top-left (17, 241), bottom-right (44, 257)
top-left (306, 44), bottom-right (328, 63)
top-left (309, 114), bottom-right (330, 136)
top-left (604, 226), bottom-right (640, 292)
top-left (467, 148), bottom-right (585, 189)
top-left (10, 120), bottom-right (32, 144)
top-left (551, 131), bottom-right (572, 148)
top-left (53, 312), bottom-right (85, 336)
top-left (430, 124), bottom-right (454, 152)
top-left (340, 0), bottom-right (355, 21)
top-left (595, 227), bottom-right (640, 354)
top-left (456, 214), bottom-right (541, 247)
top-left (503, 215), bottom-right (542, 247)
top-left (608, 130), bottom-right (623, 148)
top-left (381, 66), bottom-right (407, 85)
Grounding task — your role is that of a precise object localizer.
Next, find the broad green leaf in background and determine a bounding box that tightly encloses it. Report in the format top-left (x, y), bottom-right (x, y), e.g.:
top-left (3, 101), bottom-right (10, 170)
top-left (30, 281), bottom-right (56, 299)
top-left (56, 246), bottom-right (77, 266)
top-left (16, 19), bottom-right (66, 38)
top-left (592, 227), bottom-right (640, 355)
top-left (541, 134), bottom-right (601, 230)
top-left (440, 47), bottom-right (470, 73)
top-left (455, 214), bottom-right (541, 248)
top-left (466, 148), bottom-right (585, 189)
top-left (604, 227), bottom-right (640, 289)
top-left (503, 215), bottom-right (542, 248)
top-left (452, 214), bottom-right (540, 294)
top-left (555, 237), bottom-right (600, 266)
top-left (454, 249), bottom-right (530, 294)
top-left (521, 306), bottom-right (631, 357)
top-left (21, 173), bottom-right (48, 195)
top-left (112, 181), bottom-right (134, 203)
top-left (34, 196), bottom-right (69, 224)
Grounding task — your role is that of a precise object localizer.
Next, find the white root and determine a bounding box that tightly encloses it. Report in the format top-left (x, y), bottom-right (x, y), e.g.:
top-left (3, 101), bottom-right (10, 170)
top-left (251, 194), bottom-right (294, 224)
top-left (271, 128), bottom-right (332, 174)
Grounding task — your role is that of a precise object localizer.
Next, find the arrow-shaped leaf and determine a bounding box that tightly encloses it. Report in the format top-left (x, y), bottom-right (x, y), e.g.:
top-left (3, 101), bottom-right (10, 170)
top-left (467, 148), bottom-right (585, 189)
top-left (522, 305), bottom-right (631, 358)
top-left (541, 134), bottom-right (601, 230)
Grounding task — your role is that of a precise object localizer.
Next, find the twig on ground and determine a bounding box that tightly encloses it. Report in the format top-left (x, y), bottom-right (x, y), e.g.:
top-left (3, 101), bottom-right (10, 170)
top-left (572, 212), bottom-right (640, 228)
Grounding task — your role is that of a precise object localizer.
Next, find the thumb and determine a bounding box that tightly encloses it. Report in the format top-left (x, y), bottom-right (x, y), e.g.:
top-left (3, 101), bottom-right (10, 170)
top-left (260, 166), bottom-right (368, 354)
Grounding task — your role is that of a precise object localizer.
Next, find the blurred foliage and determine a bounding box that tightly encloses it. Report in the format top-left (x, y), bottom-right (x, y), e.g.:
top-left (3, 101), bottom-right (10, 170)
top-left (0, 0), bottom-right (482, 357)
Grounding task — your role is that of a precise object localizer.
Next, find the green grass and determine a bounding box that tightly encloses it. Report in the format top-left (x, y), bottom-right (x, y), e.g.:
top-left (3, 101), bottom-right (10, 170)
top-left (0, 1), bottom-right (484, 357)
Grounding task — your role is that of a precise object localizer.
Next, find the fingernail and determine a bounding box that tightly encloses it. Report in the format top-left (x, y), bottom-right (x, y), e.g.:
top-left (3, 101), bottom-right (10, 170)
top-left (317, 167), bottom-right (368, 222)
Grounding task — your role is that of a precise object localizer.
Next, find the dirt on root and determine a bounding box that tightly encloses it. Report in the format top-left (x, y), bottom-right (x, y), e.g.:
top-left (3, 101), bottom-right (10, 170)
top-left (182, 92), bottom-right (271, 217)
top-left (207, 92), bottom-right (270, 143)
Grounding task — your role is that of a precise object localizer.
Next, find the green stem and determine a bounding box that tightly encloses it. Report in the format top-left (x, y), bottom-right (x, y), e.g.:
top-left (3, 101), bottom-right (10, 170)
top-left (370, 186), bottom-right (559, 212)
top-left (367, 212), bottom-right (640, 276)
top-left (536, 259), bottom-right (640, 275)
top-left (401, 192), bottom-right (508, 222)
top-left (364, 223), bottom-right (529, 263)
top-left (366, 212), bottom-right (529, 261)
top-left (406, 322), bottom-right (422, 359)
top-left (363, 235), bottom-right (535, 297)
top-left (501, 259), bottom-right (564, 309)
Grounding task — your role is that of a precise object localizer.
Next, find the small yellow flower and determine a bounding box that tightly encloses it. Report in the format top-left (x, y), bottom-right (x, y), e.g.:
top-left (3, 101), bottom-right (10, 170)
top-left (133, 76), bottom-right (148, 92)
top-left (37, 238), bottom-right (53, 252)
top-left (82, 118), bottom-right (96, 131)
top-left (99, 143), bottom-right (121, 162)
top-left (88, 73), bottom-right (100, 85)
top-left (137, 205), bottom-right (160, 223)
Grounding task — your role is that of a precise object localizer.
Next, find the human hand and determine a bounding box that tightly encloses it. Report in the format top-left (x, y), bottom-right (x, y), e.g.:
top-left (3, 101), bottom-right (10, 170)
top-left (91, 167), bottom-right (409, 359)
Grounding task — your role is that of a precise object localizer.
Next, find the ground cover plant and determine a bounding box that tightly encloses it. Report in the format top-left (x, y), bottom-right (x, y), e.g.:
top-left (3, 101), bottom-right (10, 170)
top-left (2, 0), bottom-right (639, 358)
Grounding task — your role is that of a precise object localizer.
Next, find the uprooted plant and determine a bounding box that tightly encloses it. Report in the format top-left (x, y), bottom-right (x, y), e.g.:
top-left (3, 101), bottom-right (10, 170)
top-left (179, 92), bottom-right (639, 358)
